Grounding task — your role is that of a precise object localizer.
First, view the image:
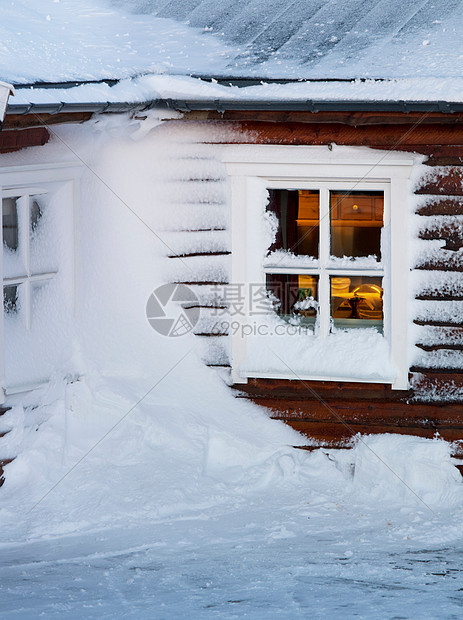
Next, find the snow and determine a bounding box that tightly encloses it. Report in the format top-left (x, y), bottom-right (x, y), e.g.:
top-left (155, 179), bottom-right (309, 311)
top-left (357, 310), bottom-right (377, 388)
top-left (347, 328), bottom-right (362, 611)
top-left (2, 1), bottom-right (463, 106)
top-left (0, 109), bottom-right (462, 616)
top-left (414, 348), bottom-right (463, 370)
top-left (4, 0), bottom-right (463, 84)
top-left (327, 254), bottom-right (381, 269)
top-left (0, 0), bottom-right (235, 84)
top-left (416, 325), bottom-right (463, 347)
top-left (412, 269), bottom-right (463, 299)
top-left (415, 300), bottom-right (463, 325)
top-left (242, 316), bottom-right (396, 382)
top-left (164, 254), bottom-right (230, 284)
top-left (264, 250), bottom-right (320, 269)
top-left (2, 430), bottom-right (463, 617)
top-left (161, 230), bottom-right (230, 257)
top-left (410, 372), bottom-right (463, 402)
top-left (11, 74), bottom-right (463, 110)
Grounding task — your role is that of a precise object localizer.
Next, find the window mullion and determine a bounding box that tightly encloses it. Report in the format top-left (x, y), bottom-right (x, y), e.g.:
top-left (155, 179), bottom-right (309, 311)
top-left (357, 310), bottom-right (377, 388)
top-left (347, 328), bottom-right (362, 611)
top-left (24, 280), bottom-right (31, 330)
top-left (19, 195), bottom-right (32, 329)
top-left (21, 195), bottom-right (31, 277)
top-left (318, 186), bottom-right (330, 338)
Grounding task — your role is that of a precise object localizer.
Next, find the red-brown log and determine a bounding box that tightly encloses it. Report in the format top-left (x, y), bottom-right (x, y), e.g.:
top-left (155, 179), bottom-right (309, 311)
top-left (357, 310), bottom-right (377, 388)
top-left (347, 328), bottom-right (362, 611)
top-left (0, 127), bottom-right (50, 153)
top-left (185, 110), bottom-right (463, 126)
top-left (4, 112), bottom-right (93, 129)
top-left (416, 198), bottom-right (463, 216)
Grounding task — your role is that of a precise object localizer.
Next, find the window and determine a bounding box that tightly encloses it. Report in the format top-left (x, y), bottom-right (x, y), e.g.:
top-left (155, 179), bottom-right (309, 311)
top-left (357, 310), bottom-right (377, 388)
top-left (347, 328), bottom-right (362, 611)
top-left (265, 186), bottom-right (386, 336)
top-left (2, 188), bottom-right (56, 328)
top-left (0, 163), bottom-right (81, 398)
top-left (223, 145), bottom-right (414, 390)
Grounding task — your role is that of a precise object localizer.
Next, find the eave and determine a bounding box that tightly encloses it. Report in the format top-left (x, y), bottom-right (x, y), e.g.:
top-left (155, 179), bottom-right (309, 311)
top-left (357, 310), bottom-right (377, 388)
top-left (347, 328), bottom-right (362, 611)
top-left (6, 99), bottom-right (463, 117)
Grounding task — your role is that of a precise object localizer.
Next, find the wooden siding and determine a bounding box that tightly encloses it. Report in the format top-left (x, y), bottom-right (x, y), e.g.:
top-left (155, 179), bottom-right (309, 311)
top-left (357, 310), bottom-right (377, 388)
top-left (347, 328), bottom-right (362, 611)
top-left (174, 111), bottom-right (463, 443)
top-left (0, 111), bottom-right (94, 154)
top-left (0, 127), bottom-right (49, 153)
top-left (3, 110), bottom-right (462, 447)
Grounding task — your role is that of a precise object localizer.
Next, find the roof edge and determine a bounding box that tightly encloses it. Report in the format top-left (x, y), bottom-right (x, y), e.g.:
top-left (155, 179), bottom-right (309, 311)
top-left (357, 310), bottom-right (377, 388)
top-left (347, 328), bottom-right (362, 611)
top-left (6, 99), bottom-right (463, 116)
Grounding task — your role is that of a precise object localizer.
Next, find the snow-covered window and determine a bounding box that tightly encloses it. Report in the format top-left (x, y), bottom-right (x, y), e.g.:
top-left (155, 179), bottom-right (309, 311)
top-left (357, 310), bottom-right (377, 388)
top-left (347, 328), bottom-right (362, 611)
top-left (223, 145), bottom-right (414, 390)
top-left (2, 189), bottom-right (56, 328)
top-left (0, 163), bottom-right (81, 398)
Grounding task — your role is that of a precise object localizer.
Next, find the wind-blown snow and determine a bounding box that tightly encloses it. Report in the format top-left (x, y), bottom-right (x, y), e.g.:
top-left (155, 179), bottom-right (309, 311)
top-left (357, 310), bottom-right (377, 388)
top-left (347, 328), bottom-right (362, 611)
top-left (0, 111), bottom-right (462, 618)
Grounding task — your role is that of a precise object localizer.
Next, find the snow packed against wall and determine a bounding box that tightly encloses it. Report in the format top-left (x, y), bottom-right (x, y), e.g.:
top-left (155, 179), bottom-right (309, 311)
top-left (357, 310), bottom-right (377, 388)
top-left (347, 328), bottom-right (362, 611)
top-left (0, 110), bottom-right (461, 548)
top-left (0, 111), bottom-right (307, 540)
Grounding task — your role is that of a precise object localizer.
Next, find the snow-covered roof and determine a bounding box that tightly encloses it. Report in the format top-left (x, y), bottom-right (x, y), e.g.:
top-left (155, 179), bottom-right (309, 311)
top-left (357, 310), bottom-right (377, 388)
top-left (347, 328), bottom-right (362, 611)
top-left (119, 0), bottom-right (463, 81)
top-left (2, 0), bottom-right (463, 109)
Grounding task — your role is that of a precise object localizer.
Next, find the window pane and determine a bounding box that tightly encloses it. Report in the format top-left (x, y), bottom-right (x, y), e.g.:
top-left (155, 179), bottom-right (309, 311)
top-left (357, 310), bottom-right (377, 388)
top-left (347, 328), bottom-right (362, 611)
top-left (30, 198), bottom-right (43, 234)
top-left (296, 190), bottom-right (319, 257)
top-left (267, 189), bottom-right (319, 257)
top-left (331, 276), bottom-right (383, 332)
top-left (267, 273), bottom-right (319, 328)
top-left (4, 284), bottom-right (19, 314)
top-left (30, 194), bottom-right (57, 274)
top-left (330, 191), bottom-right (383, 259)
top-left (2, 197), bottom-right (19, 251)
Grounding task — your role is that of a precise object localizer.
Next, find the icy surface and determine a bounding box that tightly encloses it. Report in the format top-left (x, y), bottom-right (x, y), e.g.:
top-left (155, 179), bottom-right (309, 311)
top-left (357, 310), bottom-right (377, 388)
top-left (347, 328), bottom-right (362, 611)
top-left (1, 433), bottom-right (463, 618)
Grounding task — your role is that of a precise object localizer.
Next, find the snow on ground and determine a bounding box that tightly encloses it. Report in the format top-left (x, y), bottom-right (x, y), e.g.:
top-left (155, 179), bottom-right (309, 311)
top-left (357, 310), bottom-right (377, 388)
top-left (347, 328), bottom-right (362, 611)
top-left (0, 115), bottom-right (462, 618)
top-left (1, 427), bottom-right (463, 618)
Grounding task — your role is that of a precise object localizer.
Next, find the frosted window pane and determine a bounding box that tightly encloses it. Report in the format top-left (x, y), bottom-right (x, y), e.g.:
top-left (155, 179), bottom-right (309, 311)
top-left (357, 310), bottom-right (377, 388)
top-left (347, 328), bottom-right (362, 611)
top-left (30, 199), bottom-right (42, 233)
top-left (2, 197), bottom-right (18, 251)
top-left (267, 273), bottom-right (319, 329)
top-left (30, 195), bottom-right (57, 274)
top-left (4, 284), bottom-right (19, 314)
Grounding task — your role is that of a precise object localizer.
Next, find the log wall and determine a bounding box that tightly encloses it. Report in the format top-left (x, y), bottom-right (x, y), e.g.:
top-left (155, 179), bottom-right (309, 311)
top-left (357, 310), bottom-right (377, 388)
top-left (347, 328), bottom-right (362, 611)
top-left (3, 109), bottom-right (463, 447)
top-left (176, 110), bottom-right (463, 445)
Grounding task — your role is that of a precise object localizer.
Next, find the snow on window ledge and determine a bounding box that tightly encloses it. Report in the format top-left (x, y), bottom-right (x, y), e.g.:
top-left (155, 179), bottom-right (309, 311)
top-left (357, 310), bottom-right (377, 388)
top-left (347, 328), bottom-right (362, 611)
top-left (263, 250), bottom-right (319, 269)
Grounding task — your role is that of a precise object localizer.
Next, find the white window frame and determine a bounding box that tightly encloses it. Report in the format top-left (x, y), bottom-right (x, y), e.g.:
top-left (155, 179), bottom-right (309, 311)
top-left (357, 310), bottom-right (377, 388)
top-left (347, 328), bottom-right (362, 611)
top-left (222, 145), bottom-right (414, 390)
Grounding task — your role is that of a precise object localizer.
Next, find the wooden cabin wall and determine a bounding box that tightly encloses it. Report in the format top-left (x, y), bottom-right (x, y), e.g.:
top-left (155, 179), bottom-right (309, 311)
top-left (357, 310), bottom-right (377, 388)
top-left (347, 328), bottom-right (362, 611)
top-left (170, 111), bottom-right (463, 447)
top-left (0, 112), bottom-right (93, 153)
top-left (3, 110), bottom-right (462, 447)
